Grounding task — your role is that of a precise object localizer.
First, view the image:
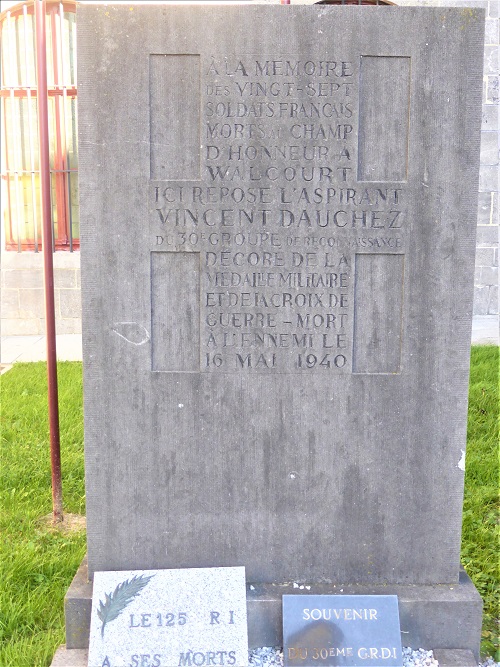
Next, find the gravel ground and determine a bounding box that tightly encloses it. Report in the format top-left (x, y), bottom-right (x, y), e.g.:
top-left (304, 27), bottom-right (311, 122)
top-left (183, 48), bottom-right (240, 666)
top-left (481, 659), bottom-right (500, 667)
top-left (248, 646), bottom-right (500, 667)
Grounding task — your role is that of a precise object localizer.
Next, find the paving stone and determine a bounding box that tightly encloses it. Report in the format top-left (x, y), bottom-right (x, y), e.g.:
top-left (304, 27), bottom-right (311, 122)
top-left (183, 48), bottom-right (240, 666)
top-left (476, 225), bottom-right (499, 246)
top-left (479, 165), bottom-right (499, 191)
top-left (475, 247), bottom-right (495, 266)
top-left (473, 284), bottom-right (493, 315)
top-left (482, 105), bottom-right (499, 131)
top-left (488, 0), bottom-right (499, 18)
top-left (18, 288), bottom-right (45, 319)
top-left (486, 75), bottom-right (499, 104)
top-left (479, 266), bottom-right (499, 285)
top-left (484, 18), bottom-right (499, 45)
top-left (480, 131), bottom-right (500, 165)
top-left (54, 269), bottom-right (78, 289)
top-left (483, 45), bottom-right (499, 74)
top-left (3, 269), bottom-right (43, 289)
top-left (0, 289), bottom-right (20, 319)
top-left (59, 289), bottom-right (81, 318)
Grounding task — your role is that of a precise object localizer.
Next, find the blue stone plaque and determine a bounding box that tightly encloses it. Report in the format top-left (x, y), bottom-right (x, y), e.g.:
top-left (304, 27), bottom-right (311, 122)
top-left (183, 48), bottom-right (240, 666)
top-left (283, 595), bottom-right (403, 667)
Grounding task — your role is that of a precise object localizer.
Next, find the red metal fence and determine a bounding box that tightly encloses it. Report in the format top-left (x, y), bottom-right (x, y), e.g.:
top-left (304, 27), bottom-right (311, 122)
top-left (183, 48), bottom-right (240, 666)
top-left (0, 0), bottom-right (78, 252)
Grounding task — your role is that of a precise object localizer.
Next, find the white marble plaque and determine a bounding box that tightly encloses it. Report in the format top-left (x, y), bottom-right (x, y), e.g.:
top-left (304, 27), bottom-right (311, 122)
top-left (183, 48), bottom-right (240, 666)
top-left (88, 567), bottom-right (248, 667)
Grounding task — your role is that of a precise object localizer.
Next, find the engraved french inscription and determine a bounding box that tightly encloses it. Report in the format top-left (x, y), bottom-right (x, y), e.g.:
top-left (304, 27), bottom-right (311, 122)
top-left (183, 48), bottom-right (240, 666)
top-left (150, 55), bottom-right (408, 373)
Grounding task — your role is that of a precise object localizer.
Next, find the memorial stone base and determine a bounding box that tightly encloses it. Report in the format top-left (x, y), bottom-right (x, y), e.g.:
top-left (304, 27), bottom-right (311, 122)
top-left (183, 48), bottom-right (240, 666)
top-left (50, 647), bottom-right (480, 667)
top-left (55, 557), bottom-right (482, 666)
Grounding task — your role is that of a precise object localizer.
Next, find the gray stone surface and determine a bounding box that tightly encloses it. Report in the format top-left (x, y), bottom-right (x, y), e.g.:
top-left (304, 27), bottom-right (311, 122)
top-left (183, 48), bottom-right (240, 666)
top-left (2, 268), bottom-right (44, 289)
top-left (88, 567), bottom-right (248, 667)
top-left (245, 572), bottom-right (483, 658)
top-left (0, 251), bottom-right (82, 336)
top-left (479, 132), bottom-right (499, 165)
top-left (489, 0), bottom-right (499, 19)
top-left (484, 18), bottom-right (499, 45)
top-left (479, 165), bottom-right (499, 191)
top-left (18, 288), bottom-right (45, 318)
top-left (78, 5), bottom-right (484, 587)
top-left (50, 646), bottom-right (88, 667)
top-left (0, 289), bottom-right (20, 318)
top-left (65, 559), bottom-right (482, 659)
top-left (65, 556), bottom-right (92, 649)
top-left (477, 192), bottom-right (496, 225)
top-left (481, 105), bottom-right (498, 131)
top-left (485, 76), bottom-right (499, 104)
top-left (432, 650), bottom-right (478, 667)
top-left (478, 266), bottom-right (498, 286)
top-left (476, 225), bottom-right (499, 246)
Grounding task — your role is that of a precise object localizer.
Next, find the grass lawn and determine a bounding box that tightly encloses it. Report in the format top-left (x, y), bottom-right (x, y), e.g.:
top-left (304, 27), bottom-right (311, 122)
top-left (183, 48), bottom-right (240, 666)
top-left (0, 362), bottom-right (86, 667)
top-left (0, 348), bottom-right (498, 666)
top-left (462, 346), bottom-right (500, 660)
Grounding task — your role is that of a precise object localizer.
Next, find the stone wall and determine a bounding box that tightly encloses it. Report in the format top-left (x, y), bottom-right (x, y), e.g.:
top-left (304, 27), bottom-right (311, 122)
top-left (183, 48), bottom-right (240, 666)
top-left (1, 251), bottom-right (81, 335)
top-left (1, 0), bottom-right (497, 336)
top-left (476, 1), bottom-right (499, 315)
top-left (397, 0), bottom-right (499, 316)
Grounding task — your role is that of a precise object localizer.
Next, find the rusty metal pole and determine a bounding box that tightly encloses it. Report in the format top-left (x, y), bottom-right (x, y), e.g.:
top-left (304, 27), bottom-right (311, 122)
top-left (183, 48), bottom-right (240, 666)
top-left (35, 0), bottom-right (63, 523)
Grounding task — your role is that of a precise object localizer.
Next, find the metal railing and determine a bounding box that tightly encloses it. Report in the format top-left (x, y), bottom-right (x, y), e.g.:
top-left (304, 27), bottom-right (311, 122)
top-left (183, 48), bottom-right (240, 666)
top-left (0, 0), bottom-right (78, 252)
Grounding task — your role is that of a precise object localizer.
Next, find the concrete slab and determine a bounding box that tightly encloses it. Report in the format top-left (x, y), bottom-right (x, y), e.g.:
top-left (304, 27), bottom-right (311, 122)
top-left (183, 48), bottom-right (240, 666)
top-left (0, 334), bottom-right (82, 363)
top-left (50, 645), bottom-right (88, 667)
top-left (471, 315), bottom-right (499, 345)
top-left (0, 335), bottom-right (44, 364)
top-left (433, 649), bottom-right (478, 667)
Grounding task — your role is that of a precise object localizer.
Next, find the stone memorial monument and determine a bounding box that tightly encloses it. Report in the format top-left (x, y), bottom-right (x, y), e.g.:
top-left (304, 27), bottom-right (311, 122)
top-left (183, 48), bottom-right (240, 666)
top-left (53, 3), bottom-right (485, 665)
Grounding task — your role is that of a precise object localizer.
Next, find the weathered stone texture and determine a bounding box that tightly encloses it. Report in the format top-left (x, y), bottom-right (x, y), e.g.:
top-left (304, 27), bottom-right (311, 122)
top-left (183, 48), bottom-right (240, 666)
top-left (78, 5), bottom-right (484, 585)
